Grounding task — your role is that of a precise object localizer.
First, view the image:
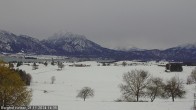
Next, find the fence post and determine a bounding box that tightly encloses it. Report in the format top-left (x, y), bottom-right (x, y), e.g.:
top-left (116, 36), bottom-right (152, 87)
top-left (194, 93), bottom-right (196, 110)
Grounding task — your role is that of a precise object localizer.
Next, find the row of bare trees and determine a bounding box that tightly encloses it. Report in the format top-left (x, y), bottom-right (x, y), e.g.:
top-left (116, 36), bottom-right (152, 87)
top-left (119, 70), bottom-right (186, 102)
top-left (76, 69), bottom-right (187, 102)
top-left (32, 61), bottom-right (65, 70)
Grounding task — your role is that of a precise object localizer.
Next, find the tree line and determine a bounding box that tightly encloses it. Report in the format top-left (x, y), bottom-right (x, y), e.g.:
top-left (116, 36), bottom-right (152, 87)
top-left (76, 69), bottom-right (188, 102)
top-left (0, 61), bottom-right (32, 107)
top-left (119, 69), bottom-right (186, 102)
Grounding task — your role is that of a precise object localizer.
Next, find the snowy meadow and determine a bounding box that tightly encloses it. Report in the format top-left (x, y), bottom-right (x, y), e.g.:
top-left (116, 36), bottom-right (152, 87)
top-left (17, 61), bottom-right (196, 110)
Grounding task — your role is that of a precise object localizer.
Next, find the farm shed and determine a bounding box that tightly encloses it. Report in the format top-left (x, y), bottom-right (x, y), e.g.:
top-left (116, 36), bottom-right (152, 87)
top-left (165, 63), bottom-right (183, 72)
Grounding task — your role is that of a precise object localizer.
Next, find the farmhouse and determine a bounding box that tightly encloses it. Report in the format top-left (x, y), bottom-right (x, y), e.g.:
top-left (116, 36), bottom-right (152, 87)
top-left (165, 63), bottom-right (183, 72)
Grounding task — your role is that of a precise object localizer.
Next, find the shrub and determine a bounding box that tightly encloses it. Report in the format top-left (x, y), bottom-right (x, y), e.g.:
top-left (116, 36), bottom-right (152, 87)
top-left (0, 64), bottom-right (32, 107)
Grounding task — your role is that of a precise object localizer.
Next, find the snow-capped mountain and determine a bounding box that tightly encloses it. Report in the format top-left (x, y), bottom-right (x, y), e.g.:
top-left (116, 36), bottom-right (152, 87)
top-left (41, 33), bottom-right (112, 57)
top-left (177, 43), bottom-right (196, 49)
top-left (42, 33), bottom-right (102, 52)
top-left (0, 30), bottom-right (196, 61)
top-left (161, 43), bottom-right (196, 61)
top-left (0, 30), bottom-right (120, 58)
top-left (0, 30), bottom-right (52, 54)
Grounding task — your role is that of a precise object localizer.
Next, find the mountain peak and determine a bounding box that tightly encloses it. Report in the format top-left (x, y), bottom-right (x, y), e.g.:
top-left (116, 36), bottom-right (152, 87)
top-left (0, 29), bottom-right (14, 36)
top-left (41, 32), bottom-right (104, 54)
top-left (49, 32), bottom-right (86, 41)
top-left (177, 42), bottom-right (196, 49)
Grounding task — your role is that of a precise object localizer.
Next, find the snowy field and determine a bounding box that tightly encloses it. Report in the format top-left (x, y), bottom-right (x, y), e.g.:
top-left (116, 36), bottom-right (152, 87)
top-left (18, 61), bottom-right (196, 110)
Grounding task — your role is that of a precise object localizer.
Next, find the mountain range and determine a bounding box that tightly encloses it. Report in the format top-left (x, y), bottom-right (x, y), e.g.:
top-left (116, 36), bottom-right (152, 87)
top-left (0, 30), bottom-right (196, 62)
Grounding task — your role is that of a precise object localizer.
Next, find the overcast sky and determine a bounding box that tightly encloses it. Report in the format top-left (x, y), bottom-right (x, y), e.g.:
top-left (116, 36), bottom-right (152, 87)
top-left (0, 0), bottom-right (196, 49)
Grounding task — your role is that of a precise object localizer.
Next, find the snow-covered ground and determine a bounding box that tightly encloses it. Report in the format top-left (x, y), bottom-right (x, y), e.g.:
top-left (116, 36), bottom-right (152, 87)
top-left (18, 61), bottom-right (196, 110)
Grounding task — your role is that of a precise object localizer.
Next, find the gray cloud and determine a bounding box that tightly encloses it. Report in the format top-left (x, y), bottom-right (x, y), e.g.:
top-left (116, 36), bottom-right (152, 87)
top-left (0, 0), bottom-right (196, 49)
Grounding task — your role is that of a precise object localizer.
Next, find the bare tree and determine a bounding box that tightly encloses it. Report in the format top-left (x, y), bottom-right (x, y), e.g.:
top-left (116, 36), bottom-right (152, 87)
top-left (51, 58), bottom-right (55, 66)
top-left (114, 63), bottom-right (118, 66)
top-left (189, 68), bottom-right (196, 83)
top-left (186, 76), bottom-right (193, 85)
top-left (122, 61), bottom-right (127, 67)
top-left (44, 61), bottom-right (48, 67)
top-left (57, 62), bottom-right (64, 70)
top-left (186, 68), bottom-right (196, 85)
top-left (163, 77), bottom-right (186, 102)
top-left (32, 62), bottom-right (38, 70)
top-left (119, 69), bottom-right (150, 102)
top-left (146, 77), bottom-right (164, 102)
top-left (51, 76), bottom-right (56, 84)
top-left (102, 63), bottom-right (106, 66)
top-left (76, 87), bottom-right (94, 101)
